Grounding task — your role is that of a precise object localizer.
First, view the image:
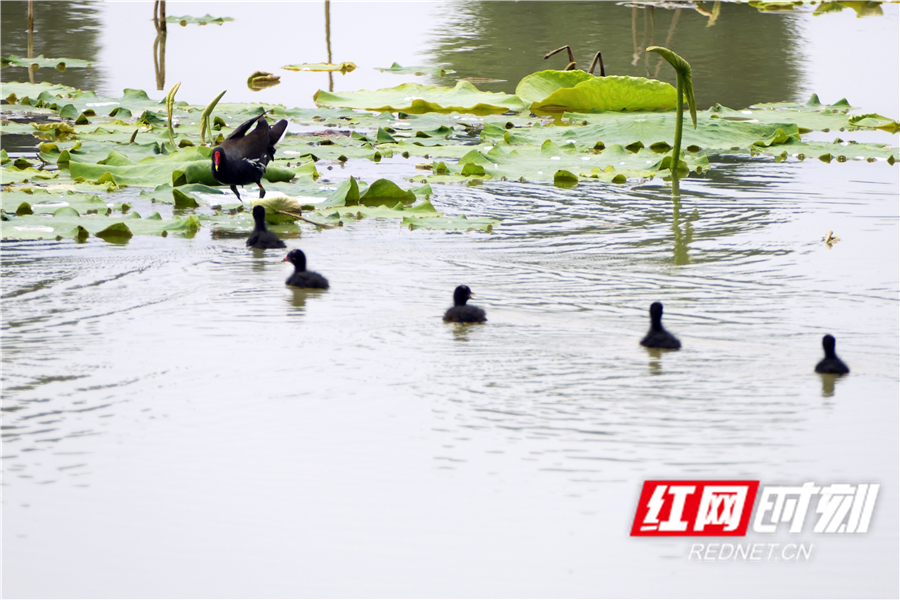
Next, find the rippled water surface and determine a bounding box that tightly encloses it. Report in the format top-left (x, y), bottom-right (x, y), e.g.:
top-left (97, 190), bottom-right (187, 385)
top-left (2, 2), bottom-right (898, 598)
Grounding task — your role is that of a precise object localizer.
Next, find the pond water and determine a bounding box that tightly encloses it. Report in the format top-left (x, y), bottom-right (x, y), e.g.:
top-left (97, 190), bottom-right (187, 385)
top-left (2, 2), bottom-right (898, 598)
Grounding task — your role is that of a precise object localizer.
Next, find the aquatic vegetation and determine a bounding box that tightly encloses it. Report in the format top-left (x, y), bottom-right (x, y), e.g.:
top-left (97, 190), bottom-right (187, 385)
top-left (165, 14), bottom-right (233, 26)
top-left (376, 63), bottom-right (456, 76)
top-left (1, 76), bottom-right (896, 242)
top-left (283, 62), bottom-right (357, 73)
top-left (1, 54), bottom-right (93, 72)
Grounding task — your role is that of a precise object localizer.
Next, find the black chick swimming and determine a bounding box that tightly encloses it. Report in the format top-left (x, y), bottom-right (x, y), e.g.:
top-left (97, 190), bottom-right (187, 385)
top-left (640, 302), bottom-right (681, 349)
top-left (443, 285), bottom-right (486, 323)
top-left (246, 205), bottom-right (286, 249)
top-left (283, 249), bottom-right (329, 290)
top-left (815, 334), bottom-right (850, 374)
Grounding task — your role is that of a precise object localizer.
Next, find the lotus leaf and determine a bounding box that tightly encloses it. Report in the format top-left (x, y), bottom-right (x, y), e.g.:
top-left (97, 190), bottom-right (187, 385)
top-left (403, 214), bottom-right (497, 232)
top-left (376, 63), bottom-right (456, 76)
top-left (314, 81), bottom-right (526, 115)
top-left (523, 73), bottom-right (679, 113)
top-left (1, 188), bottom-right (121, 214)
top-left (1, 211), bottom-right (200, 241)
top-left (515, 70), bottom-right (595, 104)
top-left (167, 14), bottom-right (234, 26)
top-left (284, 62), bottom-right (357, 74)
top-left (1, 54), bottom-right (93, 72)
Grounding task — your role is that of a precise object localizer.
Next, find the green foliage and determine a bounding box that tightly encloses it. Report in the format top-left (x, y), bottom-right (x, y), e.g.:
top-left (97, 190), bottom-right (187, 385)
top-left (1, 54), bottom-right (93, 72)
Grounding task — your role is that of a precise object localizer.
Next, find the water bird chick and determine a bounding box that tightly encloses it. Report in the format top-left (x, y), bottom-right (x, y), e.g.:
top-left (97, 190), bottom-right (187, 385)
top-left (246, 205), bottom-right (286, 249)
top-left (815, 334), bottom-right (849, 375)
top-left (640, 302), bottom-right (681, 350)
top-left (443, 285), bottom-right (487, 323)
top-left (283, 249), bottom-right (329, 290)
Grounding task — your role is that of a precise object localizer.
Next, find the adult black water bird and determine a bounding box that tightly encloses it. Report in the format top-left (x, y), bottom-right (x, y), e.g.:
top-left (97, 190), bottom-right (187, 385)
top-left (246, 205), bottom-right (286, 249)
top-left (443, 285), bottom-right (487, 323)
top-left (283, 249), bottom-right (329, 290)
top-left (640, 302), bottom-right (681, 349)
top-left (211, 115), bottom-right (288, 202)
top-left (815, 334), bottom-right (850, 374)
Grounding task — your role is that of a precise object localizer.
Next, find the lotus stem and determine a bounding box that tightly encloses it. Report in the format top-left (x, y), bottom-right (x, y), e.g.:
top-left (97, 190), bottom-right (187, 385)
top-left (199, 90), bottom-right (226, 146)
top-left (274, 209), bottom-right (339, 229)
top-left (165, 81), bottom-right (181, 148)
top-left (646, 46), bottom-right (696, 188)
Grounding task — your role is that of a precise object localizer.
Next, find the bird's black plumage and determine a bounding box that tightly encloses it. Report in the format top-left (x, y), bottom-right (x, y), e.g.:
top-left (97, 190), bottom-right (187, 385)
top-left (815, 334), bottom-right (850, 374)
top-left (640, 302), bottom-right (681, 349)
top-left (211, 115), bottom-right (288, 202)
top-left (283, 249), bottom-right (329, 289)
top-left (246, 205), bottom-right (286, 249)
top-left (443, 285), bottom-right (487, 323)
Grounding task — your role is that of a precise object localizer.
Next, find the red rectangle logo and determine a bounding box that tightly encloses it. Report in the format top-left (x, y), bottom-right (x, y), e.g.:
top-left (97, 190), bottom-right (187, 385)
top-left (631, 480), bottom-right (760, 536)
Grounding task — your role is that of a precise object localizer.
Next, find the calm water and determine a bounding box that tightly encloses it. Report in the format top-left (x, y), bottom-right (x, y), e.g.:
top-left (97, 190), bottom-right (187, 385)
top-left (2, 2), bottom-right (898, 598)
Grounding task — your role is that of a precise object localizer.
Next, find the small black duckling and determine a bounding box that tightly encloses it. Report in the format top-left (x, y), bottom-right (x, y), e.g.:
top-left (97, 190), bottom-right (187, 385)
top-left (282, 249), bottom-right (329, 290)
top-left (443, 285), bottom-right (486, 323)
top-left (815, 334), bottom-right (849, 374)
top-left (247, 205), bottom-right (286, 249)
top-left (640, 302), bottom-right (681, 350)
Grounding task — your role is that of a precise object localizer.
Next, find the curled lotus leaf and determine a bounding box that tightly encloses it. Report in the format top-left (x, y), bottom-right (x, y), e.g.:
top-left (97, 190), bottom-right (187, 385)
top-left (247, 72), bottom-right (281, 91)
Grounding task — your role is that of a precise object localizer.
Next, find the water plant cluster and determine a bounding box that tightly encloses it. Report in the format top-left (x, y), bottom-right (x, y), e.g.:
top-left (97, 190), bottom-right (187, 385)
top-left (1, 60), bottom-right (897, 242)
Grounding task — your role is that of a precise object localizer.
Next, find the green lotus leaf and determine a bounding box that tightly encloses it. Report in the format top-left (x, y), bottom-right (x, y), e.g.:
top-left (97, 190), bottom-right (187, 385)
top-left (0, 211), bottom-right (200, 241)
top-left (527, 75), bottom-right (679, 114)
top-left (1, 187), bottom-right (121, 214)
top-left (403, 214), bottom-right (497, 232)
top-left (515, 70), bottom-right (595, 104)
top-left (1, 54), bottom-right (93, 72)
top-left (284, 62), bottom-right (357, 73)
top-left (848, 113), bottom-right (900, 133)
top-left (1, 165), bottom-right (59, 184)
top-left (338, 199), bottom-right (442, 220)
top-left (69, 147), bottom-right (210, 186)
top-left (376, 63), bottom-right (456, 76)
top-left (0, 149), bottom-right (8, 164)
top-left (314, 81), bottom-right (526, 115)
top-left (358, 179), bottom-right (417, 206)
top-left (167, 14), bottom-right (233, 26)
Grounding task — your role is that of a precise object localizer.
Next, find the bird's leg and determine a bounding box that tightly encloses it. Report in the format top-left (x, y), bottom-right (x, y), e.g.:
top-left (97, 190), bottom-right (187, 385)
top-left (230, 184), bottom-right (242, 202)
top-left (257, 182), bottom-right (266, 199)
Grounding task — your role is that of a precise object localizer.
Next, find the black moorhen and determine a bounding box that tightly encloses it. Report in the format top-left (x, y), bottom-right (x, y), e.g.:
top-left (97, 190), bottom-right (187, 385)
top-left (640, 302), bottom-right (681, 349)
top-left (815, 334), bottom-right (850, 374)
top-left (443, 285), bottom-right (487, 323)
top-left (246, 205), bottom-right (286, 249)
top-left (283, 249), bottom-right (329, 290)
top-left (211, 114), bottom-right (288, 202)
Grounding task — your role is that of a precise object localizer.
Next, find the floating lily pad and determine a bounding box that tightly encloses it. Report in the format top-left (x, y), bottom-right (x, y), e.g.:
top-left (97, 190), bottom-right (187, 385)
top-left (166, 14), bottom-right (233, 26)
top-left (247, 71), bottom-right (281, 91)
top-left (314, 81), bottom-right (526, 115)
top-left (2, 54), bottom-right (93, 72)
top-left (376, 62), bottom-right (456, 76)
top-left (284, 62), bottom-right (357, 73)
top-left (403, 214), bottom-right (498, 232)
